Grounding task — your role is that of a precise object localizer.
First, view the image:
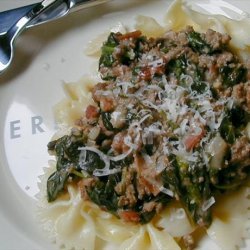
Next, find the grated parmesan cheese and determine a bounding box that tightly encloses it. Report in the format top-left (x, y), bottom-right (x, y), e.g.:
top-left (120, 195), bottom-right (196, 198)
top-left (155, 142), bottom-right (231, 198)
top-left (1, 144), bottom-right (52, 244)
top-left (202, 197), bottom-right (216, 212)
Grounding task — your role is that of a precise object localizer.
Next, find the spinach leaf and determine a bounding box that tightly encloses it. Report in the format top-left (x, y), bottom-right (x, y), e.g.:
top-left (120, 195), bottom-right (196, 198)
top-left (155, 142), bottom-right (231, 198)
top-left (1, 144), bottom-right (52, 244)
top-left (145, 144), bottom-right (154, 156)
top-left (87, 174), bottom-right (120, 212)
top-left (134, 36), bottom-right (147, 59)
top-left (101, 112), bottom-right (115, 131)
top-left (213, 164), bottom-right (249, 190)
top-left (120, 48), bottom-right (135, 66)
top-left (230, 106), bottom-right (249, 128)
top-left (161, 155), bottom-right (181, 191)
top-left (191, 81), bottom-right (207, 93)
top-left (174, 157), bottom-right (212, 226)
top-left (101, 111), bottom-right (127, 131)
top-left (47, 169), bottom-right (70, 202)
top-left (110, 156), bottom-right (133, 169)
top-left (187, 31), bottom-right (212, 54)
top-left (46, 130), bottom-right (86, 202)
top-left (140, 210), bottom-right (156, 224)
top-left (48, 131), bottom-right (86, 171)
top-left (219, 64), bottom-right (247, 87)
top-left (106, 32), bottom-right (119, 47)
top-left (137, 193), bottom-right (171, 224)
top-left (99, 32), bottom-right (119, 68)
top-left (80, 150), bottom-right (105, 174)
top-left (219, 116), bottom-right (235, 144)
top-left (191, 66), bottom-right (207, 94)
top-left (100, 48), bottom-right (115, 67)
top-left (126, 111), bottom-right (136, 125)
top-left (168, 56), bottom-right (187, 79)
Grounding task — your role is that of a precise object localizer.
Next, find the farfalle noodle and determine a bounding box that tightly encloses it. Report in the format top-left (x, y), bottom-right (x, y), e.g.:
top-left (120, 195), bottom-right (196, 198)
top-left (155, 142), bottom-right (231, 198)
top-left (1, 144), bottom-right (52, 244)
top-left (207, 183), bottom-right (250, 250)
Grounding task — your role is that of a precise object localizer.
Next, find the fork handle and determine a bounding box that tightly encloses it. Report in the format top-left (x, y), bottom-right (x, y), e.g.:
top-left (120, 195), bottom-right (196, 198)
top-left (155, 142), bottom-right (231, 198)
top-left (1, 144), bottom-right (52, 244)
top-left (7, 0), bottom-right (64, 42)
top-left (6, 0), bottom-right (111, 42)
top-left (69, 0), bottom-right (111, 12)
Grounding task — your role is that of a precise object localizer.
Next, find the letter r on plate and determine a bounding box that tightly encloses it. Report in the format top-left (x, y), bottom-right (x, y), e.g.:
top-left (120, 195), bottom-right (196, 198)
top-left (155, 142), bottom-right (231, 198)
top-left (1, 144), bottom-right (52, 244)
top-left (32, 116), bottom-right (45, 134)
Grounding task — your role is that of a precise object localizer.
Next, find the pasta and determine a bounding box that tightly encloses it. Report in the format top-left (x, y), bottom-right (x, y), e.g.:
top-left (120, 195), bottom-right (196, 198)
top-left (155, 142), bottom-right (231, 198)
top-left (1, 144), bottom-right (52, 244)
top-left (37, 163), bottom-right (181, 250)
top-left (207, 183), bottom-right (250, 250)
top-left (37, 0), bottom-right (250, 249)
top-left (164, 0), bottom-right (250, 60)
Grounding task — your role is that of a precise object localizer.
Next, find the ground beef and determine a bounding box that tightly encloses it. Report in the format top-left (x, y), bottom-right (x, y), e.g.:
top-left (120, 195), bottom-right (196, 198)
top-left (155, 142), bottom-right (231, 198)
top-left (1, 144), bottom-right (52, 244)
top-left (92, 82), bottom-right (107, 102)
top-left (230, 136), bottom-right (250, 167)
top-left (98, 118), bottom-right (114, 137)
top-left (232, 82), bottom-right (250, 112)
top-left (85, 105), bottom-right (100, 124)
top-left (143, 201), bottom-right (163, 213)
top-left (216, 51), bottom-right (234, 67)
top-left (198, 54), bottom-right (216, 68)
top-left (115, 167), bottom-right (137, 207)
top-left (204, 29), bottom-right (231, 50)
top-left (183, 234), bottom-right (195, 250)
top-left (164, 29), bottom-right (189, 46)
top-left (246, 81), bottom-right (250, 111)
top-left (111, 131), bottom-right (129, 154)
top-left (112, 65), bottom-right (132, 81)
top-left (78, 178), bottom-right (96, 200)
top-left (117, 184), bottom-right (137, 207)
top-left (164, 47), bottom-right (184, 63)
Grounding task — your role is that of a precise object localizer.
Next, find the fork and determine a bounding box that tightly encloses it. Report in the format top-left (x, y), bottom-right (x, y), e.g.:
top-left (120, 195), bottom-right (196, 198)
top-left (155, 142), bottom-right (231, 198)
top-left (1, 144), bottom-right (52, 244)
top-left (0, 0), bottom-right (110, 74)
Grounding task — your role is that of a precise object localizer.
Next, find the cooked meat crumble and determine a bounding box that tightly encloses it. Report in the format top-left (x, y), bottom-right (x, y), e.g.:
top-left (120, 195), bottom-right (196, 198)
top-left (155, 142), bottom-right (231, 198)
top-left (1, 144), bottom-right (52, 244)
top-left (46, 26), bottom-right (250, 231)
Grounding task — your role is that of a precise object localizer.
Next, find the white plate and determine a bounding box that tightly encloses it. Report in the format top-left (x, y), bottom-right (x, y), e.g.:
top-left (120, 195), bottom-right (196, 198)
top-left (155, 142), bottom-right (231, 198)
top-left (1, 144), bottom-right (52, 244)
top-left (0, 0), bottom-right (249, 249)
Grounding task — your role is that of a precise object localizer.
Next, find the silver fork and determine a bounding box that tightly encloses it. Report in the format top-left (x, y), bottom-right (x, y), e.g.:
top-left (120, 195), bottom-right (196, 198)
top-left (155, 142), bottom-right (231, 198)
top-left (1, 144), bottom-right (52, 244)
top-left (0, 0), bottom-right (110, 74)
